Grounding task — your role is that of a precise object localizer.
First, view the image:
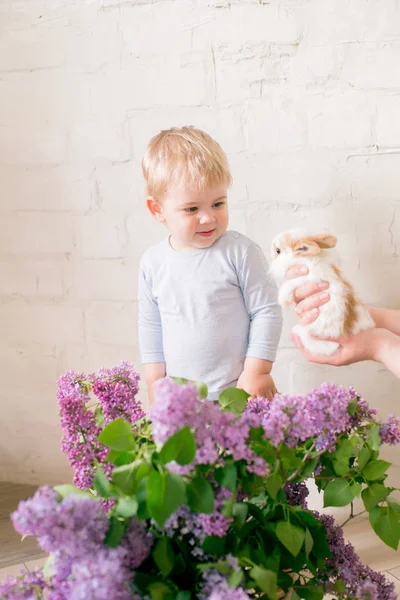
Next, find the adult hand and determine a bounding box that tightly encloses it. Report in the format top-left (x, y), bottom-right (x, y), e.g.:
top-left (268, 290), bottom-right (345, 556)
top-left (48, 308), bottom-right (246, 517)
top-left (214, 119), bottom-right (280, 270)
top-left (286, 265), bottom-right (330, 325)
top-left (291, 327), bottom-right (389, 366)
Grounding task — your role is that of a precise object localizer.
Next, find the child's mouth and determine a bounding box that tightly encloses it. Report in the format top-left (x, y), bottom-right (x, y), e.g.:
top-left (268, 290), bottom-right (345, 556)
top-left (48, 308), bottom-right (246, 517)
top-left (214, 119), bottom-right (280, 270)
top-left (197, 229), bottom-right (216, 237)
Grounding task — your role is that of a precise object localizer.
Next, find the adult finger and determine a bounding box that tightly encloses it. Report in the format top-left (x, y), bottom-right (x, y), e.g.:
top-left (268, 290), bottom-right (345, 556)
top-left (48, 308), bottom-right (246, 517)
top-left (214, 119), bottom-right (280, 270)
top-left (286, 265), bottom-right (309, 280)
top-left (296, 290), bottom-right (330, 316)
top-left (291, 334), bottom-right (335, 365)
top-left (293, 281), bottom-right (329, 304)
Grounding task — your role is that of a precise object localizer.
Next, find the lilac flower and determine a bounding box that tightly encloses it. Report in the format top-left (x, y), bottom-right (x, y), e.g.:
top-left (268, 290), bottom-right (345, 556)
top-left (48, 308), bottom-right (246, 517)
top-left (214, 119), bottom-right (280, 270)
top-left (120, 518), bottom-right (154, 569)
top-left (68, 547), bottom-right (135, 600)
top-left (0, 569), bottom-right (48, 599)
top-left (200, 566), bottom-right (249, 600)
top-left (57, 371), bottom-right (109, 489)
top-left (196, 488), bottom-right (233, 538)
top-left (284, 482), bottom-right (309, 509)
top-left (150, 378), bottom-right (202, 444)
top-left (92, 362), bottom-right (143, 426)
top-left (12, 487), bottom-right (108, 557)
top-left (380, 415), bottom-right (400, 445)
top-left (316, 512), bottom-right (396, 600)
top-left (246, 383), bottom-right (353, 450)
top-left (151, 380), bottom-right (268, 477)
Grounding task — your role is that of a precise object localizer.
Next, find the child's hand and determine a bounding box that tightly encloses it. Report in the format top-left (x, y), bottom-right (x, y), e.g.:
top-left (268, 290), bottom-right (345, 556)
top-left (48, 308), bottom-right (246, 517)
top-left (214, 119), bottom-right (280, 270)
top-left (237, 371), bottom-right (277, 400)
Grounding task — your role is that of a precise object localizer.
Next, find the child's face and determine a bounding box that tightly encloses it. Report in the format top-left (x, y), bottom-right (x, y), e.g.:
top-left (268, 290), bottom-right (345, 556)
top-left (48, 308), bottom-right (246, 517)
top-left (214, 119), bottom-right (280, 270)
top-left (148, 184), bottom-right (229, 251)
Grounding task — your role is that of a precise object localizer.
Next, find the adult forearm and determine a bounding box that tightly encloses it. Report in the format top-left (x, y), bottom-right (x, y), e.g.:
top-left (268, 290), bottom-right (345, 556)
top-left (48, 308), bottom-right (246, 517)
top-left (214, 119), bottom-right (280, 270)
top-left (144, 362), bottom-right (166, 407)
top-left (369, 306), bottom-right (400, 336)
top-left (378, 331), bottom-right (400, 378)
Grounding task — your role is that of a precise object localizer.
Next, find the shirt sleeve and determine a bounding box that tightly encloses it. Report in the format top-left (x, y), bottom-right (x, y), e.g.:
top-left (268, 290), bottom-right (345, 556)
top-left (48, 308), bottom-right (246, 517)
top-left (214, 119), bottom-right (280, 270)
top-left (138, 260), bottom-right (165, 364)
top-left (238, 243), bottom-right (283, 362)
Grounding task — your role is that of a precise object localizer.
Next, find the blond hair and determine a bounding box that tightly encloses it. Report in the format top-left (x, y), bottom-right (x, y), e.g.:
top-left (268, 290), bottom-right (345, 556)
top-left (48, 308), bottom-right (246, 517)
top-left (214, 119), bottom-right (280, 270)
top-left (142, 126), bottom-right (232, 199)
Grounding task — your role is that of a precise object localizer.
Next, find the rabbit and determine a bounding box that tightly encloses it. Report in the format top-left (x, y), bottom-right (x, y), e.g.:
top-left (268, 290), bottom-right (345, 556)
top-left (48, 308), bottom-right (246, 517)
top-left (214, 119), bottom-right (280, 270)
top-left (269, 229), bottom-right (375, 356)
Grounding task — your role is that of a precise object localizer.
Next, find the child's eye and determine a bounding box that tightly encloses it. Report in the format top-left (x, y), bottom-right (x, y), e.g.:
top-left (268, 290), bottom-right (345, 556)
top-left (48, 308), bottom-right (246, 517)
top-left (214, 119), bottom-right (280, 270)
top-left (184, 207), bottom-right (198, 213)
top-left (213, 201), bottom-right (225, 208)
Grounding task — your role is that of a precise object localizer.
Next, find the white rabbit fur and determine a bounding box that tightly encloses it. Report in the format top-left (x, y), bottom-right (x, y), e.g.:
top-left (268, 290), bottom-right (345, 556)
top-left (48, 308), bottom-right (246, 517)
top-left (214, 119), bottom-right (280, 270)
top-left (269, 229), bottom-right (375, 356)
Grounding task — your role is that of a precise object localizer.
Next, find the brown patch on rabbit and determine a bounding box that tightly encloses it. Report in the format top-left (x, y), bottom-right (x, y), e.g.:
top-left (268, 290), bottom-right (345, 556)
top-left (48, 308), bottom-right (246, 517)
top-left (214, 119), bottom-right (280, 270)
top-left (332, 265), bottom-right (358, 334)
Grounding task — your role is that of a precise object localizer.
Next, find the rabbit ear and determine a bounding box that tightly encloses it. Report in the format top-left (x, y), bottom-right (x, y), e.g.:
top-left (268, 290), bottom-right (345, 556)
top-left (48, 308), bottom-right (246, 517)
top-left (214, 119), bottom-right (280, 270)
top-left (292, 238), bottom-right (321, 256)
top-left (308, 233), bottom-right (337, 249)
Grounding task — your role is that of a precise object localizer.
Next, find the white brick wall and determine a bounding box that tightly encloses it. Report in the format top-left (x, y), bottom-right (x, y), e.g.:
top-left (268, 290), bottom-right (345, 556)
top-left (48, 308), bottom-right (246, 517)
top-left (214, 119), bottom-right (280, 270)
top-left (1, 0), bottom-right (400, 486)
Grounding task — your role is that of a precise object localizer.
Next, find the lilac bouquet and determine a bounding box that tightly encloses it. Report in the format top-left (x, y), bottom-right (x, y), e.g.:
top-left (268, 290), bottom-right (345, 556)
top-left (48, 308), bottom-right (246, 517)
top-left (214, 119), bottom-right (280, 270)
top-left (2, 366), bottom-right (400, 600)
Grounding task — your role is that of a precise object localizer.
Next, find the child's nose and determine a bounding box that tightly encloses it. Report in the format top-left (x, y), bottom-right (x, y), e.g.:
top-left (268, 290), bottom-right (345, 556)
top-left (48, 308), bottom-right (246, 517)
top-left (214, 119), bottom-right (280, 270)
top-left (199, 212), bottom-right (214, 224)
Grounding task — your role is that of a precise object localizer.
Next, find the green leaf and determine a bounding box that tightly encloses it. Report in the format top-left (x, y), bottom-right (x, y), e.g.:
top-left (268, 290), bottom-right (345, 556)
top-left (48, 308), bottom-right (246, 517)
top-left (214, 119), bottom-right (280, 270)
top-left (93, 467), bottom-right (112, 498)
top-left (171, 377), bottom-right (189, 385)
top-left (323, 479), bottom-right (356, 507)
top-left (159, 426), bottom-right (196, 466)
top-left (153, 537), bottom-right (175, 577)
top-left (115, 497), bottom-right (138, 518)
top-left (367, 425), bottom-right (381, 451)
top-left (333, 580), bottom-right (347, 594)
top-left (332, 459), bottom-right (350, 478)
top-left (176, 593), bottom-right (191, 600)
top-left (300, 457), bottom-right (319, 478)
top-left (233, 502), bottom-right (248, 528)
top-left (305, 529), bottom-right (314, 558)
top-left (351, 482), bottom-right (362, 497)
top-left (201, 535), bottom-right (226, 556)
top-left (42, 554), bottom-right (56, 578)
top-left (250, 566), bottom-right (277, 600)
top-left (228, 569), bottom-right (243, 588)
top-left (362, 484), bottom-right (391, 511)
top-left (334, 438), bottom-right (354, 462)
top-left (279, 446), bottom-right (302, 470)
top-left (276, 521), bottom-right (306, 556)
top-left (105, 517), bottom-right (125, 547)
top-left (187, 477), bottom-right (215, 514)
top-left (147, 471), bottom-right (186, 527)
top-left (106, 450), bottom-right (135, 466)
top-left (112, 463), bottom-right (137, 495)
top-left (266, 472), bottom-right (283, 500)
top-left (195, 381), bottom-right (208, 398)
top-left (136, 477), bottom-right (149, 520)
top-left (218, 388), bottom-right (249, 413)
top-left (148, 582), bottom-right (174, 600)
top-left (215, 464), bottom-right (237, 491)
top-left (363, 460), bottom-right (392, 481)
top-left (295, 586), bottom-right (324, 600)
top-left (347, 398), bottom-right (359, 416)
top-left (370, 505), bottom-right (400, 550)
top-left (310, 526), bottom-right (331, 559)
top-left (54, 484), bottom-right (93, 500)
top-left (98, 418), bottom-right (135, 451)
top-left (95, 407), bottom-right (105, 428)
top-left (358, 447), bottom-right (372, 470)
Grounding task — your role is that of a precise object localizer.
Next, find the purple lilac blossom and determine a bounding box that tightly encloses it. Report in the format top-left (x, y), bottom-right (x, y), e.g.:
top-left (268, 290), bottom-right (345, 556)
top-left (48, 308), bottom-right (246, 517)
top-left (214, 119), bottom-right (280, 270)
top-left (57, 371), bottom-right (109, 489)
top-left (120, 518), bottom-right (154, 569)
top-left (92, 362), bottom-right (143, 426)
top-left (316, 512), bottom-right (396, 600)
top-left (11, 487), bottom-right (108, 557)
top-left (284, 482), bottom-right (309, 509)
top-left (199, 564), bottom-right (249, 600)
top-left (246, 384), bottom-right (354, 450)
top-left (0, 569), bottom-right (48, 600)
top-left (151, 380), bottom-right (268, 477)
top-left (379, 415), bottom-right (400, 445)
top-left (68, 547), bottom-right (135, 600)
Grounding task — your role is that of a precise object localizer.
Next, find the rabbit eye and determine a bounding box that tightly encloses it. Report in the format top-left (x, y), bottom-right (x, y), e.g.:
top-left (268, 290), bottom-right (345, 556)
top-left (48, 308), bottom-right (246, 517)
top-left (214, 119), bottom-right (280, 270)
top-left (276, 248), bottom-right (281, 254)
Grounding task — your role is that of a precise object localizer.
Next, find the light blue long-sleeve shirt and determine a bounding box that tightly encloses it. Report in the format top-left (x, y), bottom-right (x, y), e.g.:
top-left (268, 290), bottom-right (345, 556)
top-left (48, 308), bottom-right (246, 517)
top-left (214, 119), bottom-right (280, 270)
top-left (138, 231), bottom-right (282, 400)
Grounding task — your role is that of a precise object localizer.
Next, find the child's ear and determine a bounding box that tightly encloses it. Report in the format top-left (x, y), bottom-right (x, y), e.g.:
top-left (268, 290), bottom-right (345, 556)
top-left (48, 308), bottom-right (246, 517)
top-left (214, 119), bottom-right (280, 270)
top-left (146, 197), bottom-right (165, 223)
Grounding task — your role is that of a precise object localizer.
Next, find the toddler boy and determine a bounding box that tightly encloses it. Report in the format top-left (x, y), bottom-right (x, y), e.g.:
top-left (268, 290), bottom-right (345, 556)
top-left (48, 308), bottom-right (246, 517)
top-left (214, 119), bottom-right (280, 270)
top-left (138, 126), bottom-right (282, 404)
